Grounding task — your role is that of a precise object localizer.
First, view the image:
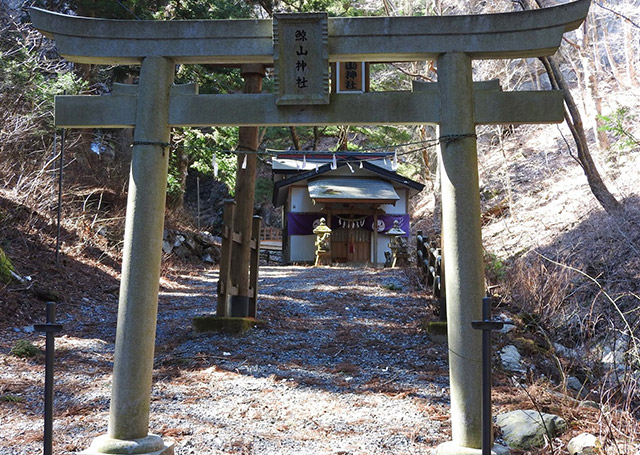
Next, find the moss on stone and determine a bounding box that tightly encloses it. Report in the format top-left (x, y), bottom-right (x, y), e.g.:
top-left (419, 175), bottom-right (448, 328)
top-left (193, 315), bottom-right (266, 334)
top-left (0, 247), bottom-right (14, 284)
top-left (513, 336), bottom-right (544, 355)
top-left (422, 320), bottom-right (448, 342)
top-left (423, 320), bottom-right (447, 335)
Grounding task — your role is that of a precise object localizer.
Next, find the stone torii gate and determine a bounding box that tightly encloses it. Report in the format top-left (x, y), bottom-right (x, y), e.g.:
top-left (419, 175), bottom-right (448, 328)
top-left (31, 2), bottom-right (589, 454)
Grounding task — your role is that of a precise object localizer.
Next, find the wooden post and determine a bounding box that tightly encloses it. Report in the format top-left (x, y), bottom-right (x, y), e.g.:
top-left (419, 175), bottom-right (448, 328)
top-left (249, 215), bottom-right (261, 318)
top-left (437, 245), bottom-right (446, 321)
top-left (217, 200), bottom-right (236, 317)
top-left (282, 206), bottom-right (289, 265)
top-left (372, 209), bottom-right (379, 266)
top-left (229, 64), bottom-right (265, 317)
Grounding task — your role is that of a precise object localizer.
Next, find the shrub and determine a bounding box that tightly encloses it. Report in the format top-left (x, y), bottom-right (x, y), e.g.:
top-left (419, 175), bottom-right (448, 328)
top-left (0, 247), bottom-right (14, 284)
top-left (484, 251), bottom-right (507, 284)
top-left (10, 339), bottom-right (41, 358)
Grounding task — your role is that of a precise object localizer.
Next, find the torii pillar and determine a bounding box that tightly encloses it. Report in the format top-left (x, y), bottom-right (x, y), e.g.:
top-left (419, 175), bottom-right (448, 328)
top-left (87, 57), bottom-right (175, 454)
top-left (436, 53), bottom-right (488, 454)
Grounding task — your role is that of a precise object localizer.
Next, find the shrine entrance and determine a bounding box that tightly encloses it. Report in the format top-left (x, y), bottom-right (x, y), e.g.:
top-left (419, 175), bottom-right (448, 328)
top-left (331, 223), bottom-right (370, 263)
top-left (30, 2), bottom-right (590, 454)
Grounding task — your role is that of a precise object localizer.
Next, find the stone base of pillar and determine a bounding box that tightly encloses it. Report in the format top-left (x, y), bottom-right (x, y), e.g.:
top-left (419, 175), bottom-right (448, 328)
top-left (82, 434), bottom-right (174, 455)
top-left (435, 441), bottom-right (510, 455)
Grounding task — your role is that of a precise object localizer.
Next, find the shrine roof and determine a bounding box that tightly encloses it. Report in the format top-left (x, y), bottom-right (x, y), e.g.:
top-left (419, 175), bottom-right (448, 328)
top-left (272, 151), bottom-right (395, 173)
top-left (272, 160), bottom-right (424, 207)
top-left (308, 177), bottom-right (400, 204)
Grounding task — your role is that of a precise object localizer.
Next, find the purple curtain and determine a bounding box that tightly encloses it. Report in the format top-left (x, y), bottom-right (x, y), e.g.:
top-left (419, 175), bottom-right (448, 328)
top-left (287, 213), bottom-right (324, 235)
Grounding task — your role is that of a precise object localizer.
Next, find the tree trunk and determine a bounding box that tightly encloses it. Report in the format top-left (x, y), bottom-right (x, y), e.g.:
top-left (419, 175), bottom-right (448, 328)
top-left (540, 55), bottom-right (621, 213)
top-left (170, 141), bottom-right (188, 209)
top-left (579, 14), bottom-right (603, 149)
top-left (624, 21), bottom-right (639, 87)
top-left (600, 19), bottom-right (626, 87)
top-left (522, 0), bottom-right (621, 214)
top-left (289, 126), bottom-right (301, 150)
top-left (338, 125), bottom-right (349, 150)
top-left (589, 16), bottom-right (610, 149)
top-left (313, 126), bottom-right (320, 150)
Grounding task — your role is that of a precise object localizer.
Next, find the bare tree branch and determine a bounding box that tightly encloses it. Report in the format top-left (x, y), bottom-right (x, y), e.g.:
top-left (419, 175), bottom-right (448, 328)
top-left (595, 2), bottom-right (640, 29)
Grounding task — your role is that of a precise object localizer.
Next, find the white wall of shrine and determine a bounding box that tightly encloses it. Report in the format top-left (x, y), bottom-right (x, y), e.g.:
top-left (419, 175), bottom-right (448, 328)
top-left (373, 234), bottom-right (391, 265)
top-left (380, 187), bottom-right (408, 215)
top-left (289, 186), bottom-right (318, 213)
top-left (289, 235), bottom-right (316, 263)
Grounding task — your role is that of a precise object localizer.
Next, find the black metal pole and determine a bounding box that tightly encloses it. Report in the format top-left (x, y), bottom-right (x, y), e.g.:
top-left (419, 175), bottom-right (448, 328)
top-left (51, 132), bottom-right (57, 200)
top-left (481, 297), bottom-right (492, 455)
top-left (34, 302), bottom-right (63, 455)
top-left (472, 296), bottom-right (504, 455)
top-left (43, 303), bottom-right (55, 455)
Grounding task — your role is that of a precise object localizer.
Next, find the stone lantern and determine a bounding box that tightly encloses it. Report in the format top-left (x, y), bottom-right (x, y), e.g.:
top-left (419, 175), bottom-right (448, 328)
top-left (386, 220), bottom-right (408, 267)
top-left (312, 217), bottom-right (332, 266)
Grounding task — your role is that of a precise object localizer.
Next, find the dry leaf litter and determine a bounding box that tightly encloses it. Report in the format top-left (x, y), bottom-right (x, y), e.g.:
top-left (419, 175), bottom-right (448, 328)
top-left (1, 265), bottom-right (452, 455)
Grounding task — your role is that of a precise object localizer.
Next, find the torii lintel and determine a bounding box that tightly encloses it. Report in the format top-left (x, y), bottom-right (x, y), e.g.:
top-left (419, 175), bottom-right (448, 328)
top-left (54, 81), bottom-right (565, 128)
top-left (30, 0), bottom-right (589, 65)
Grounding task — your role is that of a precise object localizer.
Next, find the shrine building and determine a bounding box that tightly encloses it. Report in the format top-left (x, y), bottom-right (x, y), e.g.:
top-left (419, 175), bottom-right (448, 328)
top-left (271, 151), bottom-right (424, 265)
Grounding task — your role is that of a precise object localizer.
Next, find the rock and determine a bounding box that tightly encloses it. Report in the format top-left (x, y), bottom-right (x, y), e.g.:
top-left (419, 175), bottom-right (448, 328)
top-left (497, 313), bottom-right (516, 334)
top-left (553, 342), bottom-right (579, 359)
top-left (185, 236), bottom-right (198, 252)
top-left (601, 346), bottom-right (626, 370)
top-left (173, 244), bottom-right (191, 259)
top-left (598, 334), bottom-right (630, 372)
top-left (203, 246), bottom-right (220, 263)
top-left (195, 231), bottom-right (221, 247)
top-left (496, 410), bottom-right (567, 450)
top-left (202, 254), bottom-right (215, 264)
top-left (567, 376), bottom-right (587, 397)
top-left (567, 433), bottom-right (599, 455)
top-left (500, 345), bottom-right (525, 372)
top-left (162, 240), bottom-right (173, 254)
top-left (174, 234), bottom-right (186, 247)
top-left (579, 400), bottom-right (599, 409)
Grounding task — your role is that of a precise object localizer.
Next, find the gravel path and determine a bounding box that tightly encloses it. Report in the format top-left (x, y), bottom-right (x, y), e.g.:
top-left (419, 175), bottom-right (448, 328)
top-left (1, 265), bottom-right (451, 454)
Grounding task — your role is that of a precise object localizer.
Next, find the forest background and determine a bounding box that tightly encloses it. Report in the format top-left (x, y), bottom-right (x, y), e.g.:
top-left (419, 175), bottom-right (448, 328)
top-left (1, 0), bottom-right (640, 452)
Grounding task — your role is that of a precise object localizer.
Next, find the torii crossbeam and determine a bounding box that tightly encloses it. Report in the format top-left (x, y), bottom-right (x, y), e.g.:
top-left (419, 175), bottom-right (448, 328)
top-left (31, 2), bottom-right (590, 454)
